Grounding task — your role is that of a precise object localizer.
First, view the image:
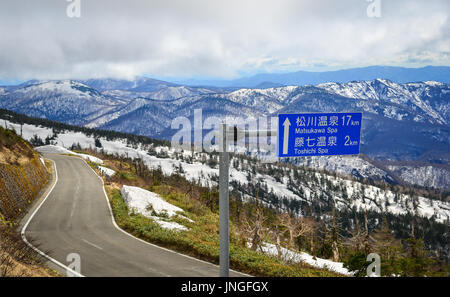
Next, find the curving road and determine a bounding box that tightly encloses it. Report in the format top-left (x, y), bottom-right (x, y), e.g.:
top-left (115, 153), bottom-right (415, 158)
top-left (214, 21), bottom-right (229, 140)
top-left (23, 154), bottom-right (245, 277)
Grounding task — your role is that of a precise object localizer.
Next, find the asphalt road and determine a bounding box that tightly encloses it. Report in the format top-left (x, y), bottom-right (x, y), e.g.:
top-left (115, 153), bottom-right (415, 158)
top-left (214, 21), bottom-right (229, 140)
top-left (24, 154), bottom-right (246, 277)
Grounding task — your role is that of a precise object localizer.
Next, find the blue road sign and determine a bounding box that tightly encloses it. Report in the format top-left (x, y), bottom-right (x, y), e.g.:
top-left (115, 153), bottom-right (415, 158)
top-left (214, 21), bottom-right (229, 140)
top-left (277, 112), bottom-right (362, 157)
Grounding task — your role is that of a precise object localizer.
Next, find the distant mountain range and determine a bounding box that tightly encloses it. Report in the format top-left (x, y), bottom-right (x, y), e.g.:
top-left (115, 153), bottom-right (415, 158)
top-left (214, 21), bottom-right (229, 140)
top-left (0, 76), bottom-right (449, 165)
top-left (174, 66), bottom-right (450, 88)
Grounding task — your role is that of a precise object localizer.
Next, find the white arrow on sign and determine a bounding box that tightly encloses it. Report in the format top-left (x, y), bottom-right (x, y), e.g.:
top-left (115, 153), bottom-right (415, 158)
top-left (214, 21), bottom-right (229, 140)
top-left (282, 118), bottom-right (291, 155)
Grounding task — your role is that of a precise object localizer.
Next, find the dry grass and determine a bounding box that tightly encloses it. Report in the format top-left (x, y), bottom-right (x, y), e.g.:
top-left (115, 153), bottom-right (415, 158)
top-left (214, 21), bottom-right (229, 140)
top-left (0, 224), bottom-right (55, 277)
top-left (0, 127), bottom-right (34, 166)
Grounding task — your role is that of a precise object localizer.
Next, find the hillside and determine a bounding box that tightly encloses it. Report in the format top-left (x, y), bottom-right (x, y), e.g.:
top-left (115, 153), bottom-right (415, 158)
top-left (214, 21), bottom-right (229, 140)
top-left (0, 126), bottom-right (52, 276)
top-left (0, 111), bottom-right (448, 275)
top-left (0, 126), bottom-right (49, 220)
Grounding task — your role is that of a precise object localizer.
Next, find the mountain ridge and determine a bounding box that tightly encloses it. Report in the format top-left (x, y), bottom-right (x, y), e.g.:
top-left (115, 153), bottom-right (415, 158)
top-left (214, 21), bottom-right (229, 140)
top-left (0, 77), bottom-right (449, 163)
top-left (171, 66), bottom-right (450, 88)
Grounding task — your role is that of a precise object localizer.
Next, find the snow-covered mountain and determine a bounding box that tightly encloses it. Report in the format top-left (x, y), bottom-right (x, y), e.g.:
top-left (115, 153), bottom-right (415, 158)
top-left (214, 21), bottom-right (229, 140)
top-left (0, 80), bottom-right (127, 125)
top-left (316, 79), bottom-right (449, 125)
top-left (215, 86), bottom-right (298, 113)
top-left (148, 86), bottom-right (218, 101)
top-left (1, 78), bottom-right (449, 165)
top-left (80, 77), bottom-right (178, 92)
top-left (101, 86), bottom-right (220, 102)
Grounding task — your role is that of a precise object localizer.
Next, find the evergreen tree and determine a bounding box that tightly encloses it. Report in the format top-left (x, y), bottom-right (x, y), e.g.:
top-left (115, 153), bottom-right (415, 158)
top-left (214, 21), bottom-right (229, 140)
top-left (95, 138), bottom-right (102, 148)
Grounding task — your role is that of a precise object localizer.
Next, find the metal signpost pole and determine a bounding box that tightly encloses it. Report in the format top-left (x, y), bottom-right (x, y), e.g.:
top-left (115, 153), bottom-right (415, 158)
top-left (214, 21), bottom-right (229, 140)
top-left (219, 123), bottom-right (229, 277)
top-left (217, 124), bottom-right (277, 277)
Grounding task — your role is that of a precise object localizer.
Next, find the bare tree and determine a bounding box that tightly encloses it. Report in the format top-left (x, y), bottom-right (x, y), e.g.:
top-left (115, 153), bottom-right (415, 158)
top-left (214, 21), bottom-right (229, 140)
top-left (239, 207), bottom-right (267, 251)
top-left (270, 222), bottom-right (285, 260)
top-left (345, 211), bottom-right (366, 251)
top-left (278, 212), bottom-right (313, 250)
top-left (363, 210), bottom-right (371, 255)
top-left (331, 207), bottom-right (340, 262)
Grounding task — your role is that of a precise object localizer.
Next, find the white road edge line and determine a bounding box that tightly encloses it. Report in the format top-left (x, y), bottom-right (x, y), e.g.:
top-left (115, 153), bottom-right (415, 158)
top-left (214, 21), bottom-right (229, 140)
top-left (83, 158), bottom-right (251, 277)
top-left (21, 159), bottom-right (84, 277)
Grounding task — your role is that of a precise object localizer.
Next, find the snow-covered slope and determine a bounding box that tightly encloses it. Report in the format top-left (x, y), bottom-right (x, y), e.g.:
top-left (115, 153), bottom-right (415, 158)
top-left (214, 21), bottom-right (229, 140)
top-left (214, 86), bottom-right (298, 113)
top-left (85, 97), bottom-right (161, 128)
top-left (293, 155), bottom-right (396, 183)
top-left (388, 165), bottom-right (450, 189)
top-left (5, 119), bottom-right (449, 224)
top-left (316, 79), bottom-right (449, 125)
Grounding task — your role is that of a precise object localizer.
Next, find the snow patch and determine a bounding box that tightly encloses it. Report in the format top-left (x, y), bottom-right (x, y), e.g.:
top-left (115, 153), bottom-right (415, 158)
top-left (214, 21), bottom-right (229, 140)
top-left (98, 166), bottom-right (116, 177)
top-left (256, 242), bottom-right (352, 275)
top-left (120, 185), bottom-right (188, 231)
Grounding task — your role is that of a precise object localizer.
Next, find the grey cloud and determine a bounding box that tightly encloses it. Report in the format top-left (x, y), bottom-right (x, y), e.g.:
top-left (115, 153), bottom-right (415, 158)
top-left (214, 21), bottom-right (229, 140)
top-left (0, 0), bottom-right (448, 80)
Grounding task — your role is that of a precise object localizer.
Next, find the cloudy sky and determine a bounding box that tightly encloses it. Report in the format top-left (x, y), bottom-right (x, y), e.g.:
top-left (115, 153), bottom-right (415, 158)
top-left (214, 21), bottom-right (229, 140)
top-left (0, 0), bottom-right (448, 81)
